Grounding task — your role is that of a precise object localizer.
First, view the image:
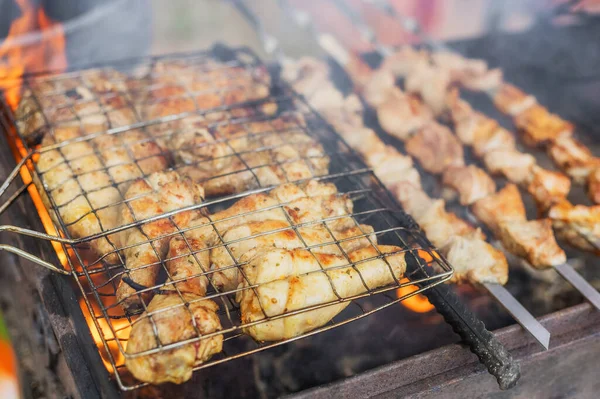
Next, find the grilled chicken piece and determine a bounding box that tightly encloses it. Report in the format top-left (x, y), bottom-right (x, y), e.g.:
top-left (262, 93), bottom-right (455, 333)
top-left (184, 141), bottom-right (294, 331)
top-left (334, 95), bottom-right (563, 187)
top-left (493, 83), bottom-right (537, 116)
top-left (549, 201), bottom-right (600, 253)
top-left (380, 46), bottom-right (430, 78)
top-left (418, 199), bottom-right (484, 248)
top-left (442, 165), bottom-right (497, 205)
top-left (34, 126), bottom-right (168, 264)
top-left (525, 166), bottom-right (571, 212)
top-left (125, 216), bottom-right (221, 385)
top-left (405, 64), bottom-right (452, 115)
top-left (237, 246), bottom-right (406, 341)
top-left (472, 184), bottom-right (526, 235)
top-left (210, 220), bottom-right (376, 291)
top-left (547, 136), bottom-right (600, 183)
top-left (430, 52), bottom-right (502, 91)
top-left (362, 69), bottom-right (396, 107)
top-left (174, 114), bottom-right (330, 197)
top-left (116, 172), bottom-right (205, 312)
top-left (483, 149), bottom-right (536, 185)
top-left (377, 89), bottom-right (434, 140)
top-left (446, 89), bottom-right (515, 156)
top-left (444, 231), bottom-right (508, 285)
top-left (405, 122), bottom-right (465, 174)
top-left (393, 183), bottom-right (435, 222)
top-left (16, 69), bottom-right (135, 143)
top-left (588, 168), bottom-right (600, 204)
top-left (369, 146), bottom-right (422, 188)
top-left (125, 294), bottom-right (222, 385)
top-left (498, 219), bottom-right (566, 269)
top-left (514, 105), bottom-right (574, 147)
top-left (472, 127), bottom-right (516, 157)
top-left (135, 61), bottom-right (273, 122)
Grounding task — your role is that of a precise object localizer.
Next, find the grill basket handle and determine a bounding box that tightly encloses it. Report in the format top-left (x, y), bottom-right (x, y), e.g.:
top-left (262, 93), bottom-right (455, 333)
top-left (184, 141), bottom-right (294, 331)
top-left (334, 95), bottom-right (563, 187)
top-left (424, 282), bottom-right (521, 390)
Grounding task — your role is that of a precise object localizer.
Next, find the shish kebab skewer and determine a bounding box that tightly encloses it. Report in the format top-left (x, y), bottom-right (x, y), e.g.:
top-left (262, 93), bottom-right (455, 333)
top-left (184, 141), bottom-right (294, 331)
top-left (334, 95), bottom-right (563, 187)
top-left (363, 0), bottom-right (600, 252)
top-left (327, 0), bottom-right (600, 311)
top-left (236, 0), bottom-right (552, 349)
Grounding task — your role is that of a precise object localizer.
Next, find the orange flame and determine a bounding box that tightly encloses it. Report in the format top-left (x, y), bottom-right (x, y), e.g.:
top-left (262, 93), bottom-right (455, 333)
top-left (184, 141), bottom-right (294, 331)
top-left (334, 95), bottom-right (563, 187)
top-left (397, 250), bottom-right (435, 313)
top-left (0, 0), bottom-right (66, 109)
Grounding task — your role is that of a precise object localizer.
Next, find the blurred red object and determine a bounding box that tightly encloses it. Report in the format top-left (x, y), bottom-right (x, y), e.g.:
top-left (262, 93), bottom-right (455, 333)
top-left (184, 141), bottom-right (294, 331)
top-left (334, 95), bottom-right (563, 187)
top-left (0, 313), bottom-right (20, 399)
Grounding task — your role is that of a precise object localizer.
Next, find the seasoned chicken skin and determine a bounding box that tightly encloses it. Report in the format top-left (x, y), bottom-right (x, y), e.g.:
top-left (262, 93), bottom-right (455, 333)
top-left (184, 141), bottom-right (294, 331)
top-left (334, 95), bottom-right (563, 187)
top-left (472, 184), bottom-right (526, 235)
top-left (514, 105), bottom-right (573, 147)
top-left (116, 172), bottom-right (204, 312)
top-left (525, 166), bottom-right (571, 212)
top-left (237, 246), bottom-right (406, 341)
top-left (34, 125), bottom-right (168, 264)
top-left (493, 83), bottom-right (537, 116)
top-left (483, 150), bottom-right (536, 185)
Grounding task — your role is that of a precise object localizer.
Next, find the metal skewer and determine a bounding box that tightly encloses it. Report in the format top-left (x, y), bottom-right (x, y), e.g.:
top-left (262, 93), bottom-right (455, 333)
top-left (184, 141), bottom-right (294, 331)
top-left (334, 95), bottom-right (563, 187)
top-left (352, 0), bottom-right (600, 313)
top-left (327, 0), bottom-right (552, 349)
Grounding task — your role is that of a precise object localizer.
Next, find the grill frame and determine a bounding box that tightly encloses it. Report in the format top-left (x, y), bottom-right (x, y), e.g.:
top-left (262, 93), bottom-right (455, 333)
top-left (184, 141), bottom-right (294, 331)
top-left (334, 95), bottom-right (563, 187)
top-left (0, 45), bottom-right (454, 391)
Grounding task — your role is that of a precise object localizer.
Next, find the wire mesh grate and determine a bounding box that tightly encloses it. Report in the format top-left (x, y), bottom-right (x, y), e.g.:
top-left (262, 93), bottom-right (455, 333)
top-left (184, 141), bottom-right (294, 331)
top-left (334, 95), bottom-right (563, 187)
top-left (0, 45), bottom-right (453, 391)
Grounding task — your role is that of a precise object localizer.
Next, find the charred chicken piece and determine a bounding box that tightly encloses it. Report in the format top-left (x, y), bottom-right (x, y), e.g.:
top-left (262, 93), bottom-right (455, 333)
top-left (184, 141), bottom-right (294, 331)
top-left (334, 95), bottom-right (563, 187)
top-left (525, 165), bottom-right (571, 212)
top-left (483, 149), bottom-right (536, 185)
top-left (498, 219), bottom-right (566, 269)
top-left (514, 104), bottom-right (573, 147)
top-left (116, 171), bottom-right (205, 312)
top-left (547, 136), bottom-right (600, 184)
top-left (237, 246), bottom-right (406, 341)
top-left (405, 122), bottom-right (465, 174)
top-left (493, 83), bottom-right (537, 116)
top-left (472, 184), bottom-right (526, 235)
top-left (35, 126), bottom-right (168, 265)
top-left (442, 165), bottom-right (497, 206)
top-left (549, 201), bottom-right (600, 253)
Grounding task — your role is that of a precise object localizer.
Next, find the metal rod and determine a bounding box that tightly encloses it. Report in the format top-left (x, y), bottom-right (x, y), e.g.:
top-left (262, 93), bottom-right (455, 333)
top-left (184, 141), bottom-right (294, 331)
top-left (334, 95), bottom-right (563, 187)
top-left (0, 244), bottom-right (69, 275)
top-left (483, 283), bottom-right (550, 350)
top-left (555, 263), bottom-right (600, 310)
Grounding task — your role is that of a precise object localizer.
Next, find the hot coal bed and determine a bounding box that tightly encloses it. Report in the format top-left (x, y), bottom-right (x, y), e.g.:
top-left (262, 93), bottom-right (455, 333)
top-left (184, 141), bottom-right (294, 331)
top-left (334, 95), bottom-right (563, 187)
top-left (1, 20), bottom-right (600, 399)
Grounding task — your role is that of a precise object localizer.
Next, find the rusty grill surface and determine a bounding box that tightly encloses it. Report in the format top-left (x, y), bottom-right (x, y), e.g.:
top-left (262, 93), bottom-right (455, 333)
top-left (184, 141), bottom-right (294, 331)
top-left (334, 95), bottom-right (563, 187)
top-left (0, 46), bottom-right (453, 391)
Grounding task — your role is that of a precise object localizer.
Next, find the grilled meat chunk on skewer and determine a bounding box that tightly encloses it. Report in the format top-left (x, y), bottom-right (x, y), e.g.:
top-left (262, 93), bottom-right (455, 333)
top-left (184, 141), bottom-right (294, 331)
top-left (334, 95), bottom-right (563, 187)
top-left (472, 184), bottom-right (526, 235)
top-left (525, 165), bottom-right (571, 212)
top-left (379, 46), bottom-right (430, 79)
top-left (549, 201), bottom-right (600, 253)
top-left (483, 150), bottom-right (536, 185)
top-left (405, 122), bottom-right (465, 174)
top-left (493, 83), bottom-right (537, 116)
top-left (237, 246), bottom-right (406, 341)
top-left (442, 165), bottom-right (497, 205)
top-left (430, 51), bottom-right (503, 91)
top-left (514, 105), bottom-right (573, 147)
top-left (498, 219), bottom-right (566, 269)
top-left (116, 172), bottom-right (204, 312)
top-left (405, 64), bottom-right (452, 116)
top-left (547, 136), bottom-right (600, 184)
top-left (35, 126), bottom-right (168, 264)
top-left (589, 168), bottom-right (600, 204)
top-left (444, 231), bottom-right (508, 285)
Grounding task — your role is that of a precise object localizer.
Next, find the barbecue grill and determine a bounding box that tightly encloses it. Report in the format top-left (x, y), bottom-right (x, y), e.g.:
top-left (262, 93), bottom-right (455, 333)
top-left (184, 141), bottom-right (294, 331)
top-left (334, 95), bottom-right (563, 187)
top-left (1, 1), bottom-right (600, 398)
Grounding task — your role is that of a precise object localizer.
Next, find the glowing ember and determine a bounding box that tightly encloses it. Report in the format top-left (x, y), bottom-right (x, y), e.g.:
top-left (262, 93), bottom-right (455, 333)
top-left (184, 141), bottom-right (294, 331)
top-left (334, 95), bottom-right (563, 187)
top-left (397, 250), bottom-right (435, 313)
top-left (0, 0), bottom-right (67, 110)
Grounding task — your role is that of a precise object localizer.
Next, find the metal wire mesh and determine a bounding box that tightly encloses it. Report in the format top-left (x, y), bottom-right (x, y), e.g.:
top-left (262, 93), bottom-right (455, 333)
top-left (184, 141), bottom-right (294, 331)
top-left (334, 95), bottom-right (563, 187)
top-left (0, 46), bottom-right (453, 391)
